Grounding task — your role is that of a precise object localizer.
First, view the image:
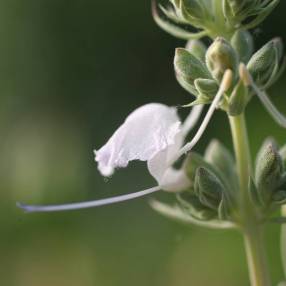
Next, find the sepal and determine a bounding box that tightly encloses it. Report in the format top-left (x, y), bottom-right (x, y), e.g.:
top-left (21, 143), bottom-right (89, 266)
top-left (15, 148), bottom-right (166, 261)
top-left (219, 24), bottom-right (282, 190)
top-left (194, 167), bottom-right (224, 211)
top-left (247, 38), bottom-right (284, 90)
top-left (174, 48), bottom-right (212, 86)
top-left (255, 140), bottom-right (284, 205)
top-left (186, 39), bottom-right (207, 62)
top-left (231, 30), bottom-right (254, 64)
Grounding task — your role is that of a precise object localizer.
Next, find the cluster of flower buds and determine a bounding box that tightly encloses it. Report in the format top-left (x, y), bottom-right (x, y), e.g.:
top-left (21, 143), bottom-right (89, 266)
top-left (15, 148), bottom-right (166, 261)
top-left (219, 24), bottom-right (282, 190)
top-left (153, 137), bottom-right (286, 227)
top-left (175, 33), bottom-right (285, 116)
top-left (250, 139), bottom-right (286, 216)
top-left (177, 140), bottom-right (237, 223)
top-left (223, 0), bottom-right (280, 29)
top-left (153, 0), bottom-right (280, 40)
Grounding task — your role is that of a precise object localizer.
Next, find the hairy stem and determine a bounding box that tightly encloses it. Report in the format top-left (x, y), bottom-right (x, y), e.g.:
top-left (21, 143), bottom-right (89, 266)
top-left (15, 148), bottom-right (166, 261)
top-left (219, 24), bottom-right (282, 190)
top-left (229, 114), bottom-right (271, 286)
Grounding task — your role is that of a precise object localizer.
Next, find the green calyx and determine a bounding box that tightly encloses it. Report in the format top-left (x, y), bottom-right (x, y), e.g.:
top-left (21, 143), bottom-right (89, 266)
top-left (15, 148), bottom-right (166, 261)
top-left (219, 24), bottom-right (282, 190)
top-left (247, 38), bottom-right (285, 90)
top-left (251, 139), bottom-right (286, 210)
top-left (177, 140), bottom-right (237, 222)
top-left (185, 39), bottom-right (207, 62)
top-left (231, 30), bottom-right (254, 64)
top-left (153, 0), bottom-right (280, 42)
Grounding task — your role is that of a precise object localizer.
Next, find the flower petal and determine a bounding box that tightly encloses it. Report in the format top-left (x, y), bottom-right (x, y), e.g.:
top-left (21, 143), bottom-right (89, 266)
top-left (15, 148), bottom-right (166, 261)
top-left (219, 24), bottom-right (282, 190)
top-left (95, 103), bottom-right (182, 176)
top-left (147, 134), bottom-right (190, 192)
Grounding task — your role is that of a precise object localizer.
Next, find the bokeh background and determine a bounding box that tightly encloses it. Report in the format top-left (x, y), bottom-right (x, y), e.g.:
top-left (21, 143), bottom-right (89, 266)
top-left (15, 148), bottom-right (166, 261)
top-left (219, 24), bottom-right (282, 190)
top-left (1, 1), bottom-right (286, 285)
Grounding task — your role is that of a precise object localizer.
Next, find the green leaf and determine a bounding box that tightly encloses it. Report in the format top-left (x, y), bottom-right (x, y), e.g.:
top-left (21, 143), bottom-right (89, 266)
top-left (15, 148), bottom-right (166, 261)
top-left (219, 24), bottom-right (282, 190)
top-left (150, 200), bottom-right (236, 229)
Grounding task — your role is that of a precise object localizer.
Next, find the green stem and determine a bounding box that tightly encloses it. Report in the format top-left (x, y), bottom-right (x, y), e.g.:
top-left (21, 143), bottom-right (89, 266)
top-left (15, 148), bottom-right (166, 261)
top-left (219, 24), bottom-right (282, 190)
top-left (244, 224), bottom-right (271, 286)
top-left (228, 114), bottom-right (271, 286)
top-left (229, 114), bottom-right (252, 202)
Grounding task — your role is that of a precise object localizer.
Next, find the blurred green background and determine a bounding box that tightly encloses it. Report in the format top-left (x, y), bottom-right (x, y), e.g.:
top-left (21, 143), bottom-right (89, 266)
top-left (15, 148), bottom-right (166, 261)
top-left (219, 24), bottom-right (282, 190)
top-left (1, 1), bottom-right (286, 285)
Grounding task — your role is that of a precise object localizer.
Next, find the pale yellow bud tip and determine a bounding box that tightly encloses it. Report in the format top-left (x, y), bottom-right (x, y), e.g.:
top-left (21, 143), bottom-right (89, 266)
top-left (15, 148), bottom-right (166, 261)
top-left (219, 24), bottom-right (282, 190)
top-left (221, 69), bottom-right (233, 92)
top-left (239, 63), bottom-right (252, 87)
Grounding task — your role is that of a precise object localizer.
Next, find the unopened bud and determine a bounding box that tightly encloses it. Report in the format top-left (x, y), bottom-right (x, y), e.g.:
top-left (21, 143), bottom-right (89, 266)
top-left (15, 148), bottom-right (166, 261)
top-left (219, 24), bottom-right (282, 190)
top-left (194, 167), bottom-right (224, 210)
top-left (255, 140), bottom-right (284, 205)
top-left (174, 48), bottom-right (211, 85)
top-left (186, 39), bottom-right (207, 62)
top-left (231, 30), bottom-right (254, 64)
top-left (247, 38), bottom-right (284, 89)
top-left (206, 38), bottom-right (238, 82)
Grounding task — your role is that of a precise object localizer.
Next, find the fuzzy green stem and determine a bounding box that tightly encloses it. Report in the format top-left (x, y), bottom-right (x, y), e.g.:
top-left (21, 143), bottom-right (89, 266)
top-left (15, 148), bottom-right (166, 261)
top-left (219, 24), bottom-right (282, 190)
top-left (229, 114), bottom-right (271, 286)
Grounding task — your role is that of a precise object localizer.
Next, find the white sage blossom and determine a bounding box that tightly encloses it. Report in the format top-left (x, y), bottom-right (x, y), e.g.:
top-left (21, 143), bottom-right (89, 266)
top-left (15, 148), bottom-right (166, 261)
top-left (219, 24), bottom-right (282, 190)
top-left (95, 103), bottom-right (197, 191)
top-left (18, 70), bottom-right (232, 213)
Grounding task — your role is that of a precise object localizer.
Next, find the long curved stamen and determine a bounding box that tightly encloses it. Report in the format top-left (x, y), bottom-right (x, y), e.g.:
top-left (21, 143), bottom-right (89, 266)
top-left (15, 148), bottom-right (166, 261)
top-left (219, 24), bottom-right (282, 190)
top-left (239, 63), bottom-right (286, 128)
top-left (182, 104), bottom-right (204, 136)
top-left (177, 70), bottom-right (233, 158)
top-left (17, 186), bottom-right (161, 213)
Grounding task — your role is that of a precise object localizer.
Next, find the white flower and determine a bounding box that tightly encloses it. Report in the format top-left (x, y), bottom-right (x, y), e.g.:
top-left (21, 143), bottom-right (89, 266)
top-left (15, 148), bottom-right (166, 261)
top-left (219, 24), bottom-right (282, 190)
top-left (95, 103), bottom-right (194, 191)
top-left (17, 70), bottom-right (232, 213)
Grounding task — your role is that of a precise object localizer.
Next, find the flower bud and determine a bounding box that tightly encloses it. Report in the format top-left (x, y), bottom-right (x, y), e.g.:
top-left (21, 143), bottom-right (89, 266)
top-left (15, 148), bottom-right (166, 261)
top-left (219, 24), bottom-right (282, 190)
top-left (174, 48), bottom-right (212, 86)
top-left (194, 167), bottom-right (224, 211)
top-left (255, 140), bottom-right (284, 205)
top-left (206, 37), bottom-right (238, 82)
top-left (186, 39), bottom-right (207, 62)
top-left (247, 38), bottom-right (284, 89)
top-left (231, 30), bottom-right (254, 63)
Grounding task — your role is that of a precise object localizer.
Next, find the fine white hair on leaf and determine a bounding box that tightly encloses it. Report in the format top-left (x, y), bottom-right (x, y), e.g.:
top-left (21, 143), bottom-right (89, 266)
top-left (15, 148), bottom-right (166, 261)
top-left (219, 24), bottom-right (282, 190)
top-left (17, 186), bottom-right (161, 213)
